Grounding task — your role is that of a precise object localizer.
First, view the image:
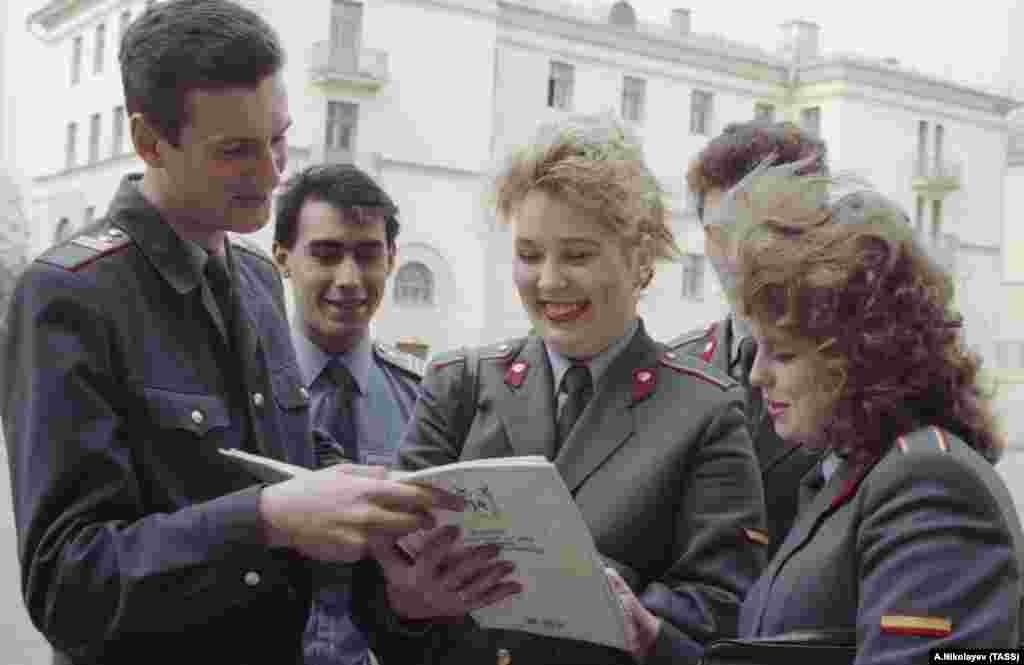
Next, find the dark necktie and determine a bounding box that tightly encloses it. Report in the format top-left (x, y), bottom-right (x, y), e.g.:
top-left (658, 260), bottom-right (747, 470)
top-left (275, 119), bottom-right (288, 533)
top-left (204, 252), bottom-right (234, 341)
top-left (733, 336), bottom-right (758, 385)
top-left (556, 363), bottom-right (593, 453)
top-left (320, 360), bottom-right (358, 468)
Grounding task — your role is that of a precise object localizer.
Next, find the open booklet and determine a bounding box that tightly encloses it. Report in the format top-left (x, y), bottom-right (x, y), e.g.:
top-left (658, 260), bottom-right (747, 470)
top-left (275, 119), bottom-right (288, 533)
top-left (219, 448), bottom-right (629, 651)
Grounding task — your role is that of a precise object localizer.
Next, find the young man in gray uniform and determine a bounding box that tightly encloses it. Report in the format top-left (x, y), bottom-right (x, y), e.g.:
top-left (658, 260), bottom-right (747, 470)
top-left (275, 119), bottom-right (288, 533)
top-left (0, 4), bottom-right (458, 663)
top-left (273, 164), bottom-right (425, 665)
top-left (667, 121), bottom-right (828, 558)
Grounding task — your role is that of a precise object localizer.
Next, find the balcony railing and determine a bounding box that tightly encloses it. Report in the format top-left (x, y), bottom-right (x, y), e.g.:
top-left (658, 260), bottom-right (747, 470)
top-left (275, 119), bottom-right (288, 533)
top-left (912, 156), bottom-right (962, 196)
top-left (308, 41), bottom-right (389, 88)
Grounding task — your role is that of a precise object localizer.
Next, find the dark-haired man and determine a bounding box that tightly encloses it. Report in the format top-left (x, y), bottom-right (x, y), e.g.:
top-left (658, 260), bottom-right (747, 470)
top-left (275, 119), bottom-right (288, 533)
top-left (1, 2), bottom-right (465, 663)
top-left (668, 120), bottom-right (828, 558)
top-left (273, 164), bottom-right (425, 665)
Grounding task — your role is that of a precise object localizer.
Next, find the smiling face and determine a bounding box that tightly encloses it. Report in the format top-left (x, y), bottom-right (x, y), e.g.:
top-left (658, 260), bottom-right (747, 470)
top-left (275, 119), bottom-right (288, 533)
top-left (511, 189), bottom-right (647, 359)
top-left (748, 322), bottom-right (837, 447)
top-left (274, 200), bottom-right (395, 354)
top-left (139, 73), bottom-right (291, 249)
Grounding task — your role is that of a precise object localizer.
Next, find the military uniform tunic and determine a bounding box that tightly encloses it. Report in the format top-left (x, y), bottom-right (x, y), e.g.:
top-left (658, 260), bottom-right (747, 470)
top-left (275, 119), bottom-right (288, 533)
top-left (667, 316), bottom-right (821, 559)
top-left (1, 175), bottom-right (315, 664)
top-left (356, 321), bottom-right (767, 665)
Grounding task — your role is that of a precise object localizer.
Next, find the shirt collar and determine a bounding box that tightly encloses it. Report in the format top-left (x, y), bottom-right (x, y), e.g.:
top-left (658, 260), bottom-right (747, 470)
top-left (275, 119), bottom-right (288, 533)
top-left (729, 314), bottom-right (753, 365)
top-left (545, 317), bottom-right (640, 393)
top-left (821, 450), bottom-right (843, 483)
top-left (291, 325), bottom-right (372, 396)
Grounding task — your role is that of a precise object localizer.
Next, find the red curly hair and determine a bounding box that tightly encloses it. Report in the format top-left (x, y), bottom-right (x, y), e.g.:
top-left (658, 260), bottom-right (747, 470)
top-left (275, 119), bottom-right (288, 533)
top-left (735, 206), bottom-right (1003, 465)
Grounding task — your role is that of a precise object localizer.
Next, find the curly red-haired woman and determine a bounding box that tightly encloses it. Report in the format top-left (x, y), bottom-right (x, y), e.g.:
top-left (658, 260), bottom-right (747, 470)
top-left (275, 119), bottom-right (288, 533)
top-left (616, 170), bottom-right (1022, 661)
top-left (730, 175), bottom-right (1022, 661)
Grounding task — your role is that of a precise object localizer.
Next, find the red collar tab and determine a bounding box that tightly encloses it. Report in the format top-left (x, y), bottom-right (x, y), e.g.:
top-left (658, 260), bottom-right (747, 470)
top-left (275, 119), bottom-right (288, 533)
top-left (504, 360), bottom-right (529, 387)
top-left (831, 462), bottom-right (873, 509)
top-left (701, 323), bottom-right (718, 363)
top-left (632, 367), bottom-right (657, 402)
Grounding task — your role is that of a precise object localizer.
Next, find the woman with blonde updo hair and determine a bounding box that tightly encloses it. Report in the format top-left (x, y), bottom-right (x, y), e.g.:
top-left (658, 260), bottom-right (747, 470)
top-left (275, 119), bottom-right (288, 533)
top-left (357, 114), bottom-right (767, 665)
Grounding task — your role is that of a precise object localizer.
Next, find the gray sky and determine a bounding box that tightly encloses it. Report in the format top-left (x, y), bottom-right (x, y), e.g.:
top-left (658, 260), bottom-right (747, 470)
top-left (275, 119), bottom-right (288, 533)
top-left (632, 0), bottom-right (1021, 96)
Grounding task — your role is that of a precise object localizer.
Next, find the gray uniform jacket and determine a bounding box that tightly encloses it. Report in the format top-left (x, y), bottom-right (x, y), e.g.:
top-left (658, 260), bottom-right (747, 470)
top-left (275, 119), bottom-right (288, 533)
top-left (739, 426), bottom-right (1024, 664)
top-left (356, 322), bottom-right (767, 665)
top-left (668, 318), bottom-right (821, 560)
top-left (1, 176), bottom-right (315, 664)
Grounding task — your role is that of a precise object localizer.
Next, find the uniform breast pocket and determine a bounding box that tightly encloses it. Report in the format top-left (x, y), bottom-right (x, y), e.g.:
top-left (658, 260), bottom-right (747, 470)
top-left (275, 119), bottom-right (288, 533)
top-left (270, 366), bottom-right (310, 413)
top-left (143, 386), bottom-right (231, 438)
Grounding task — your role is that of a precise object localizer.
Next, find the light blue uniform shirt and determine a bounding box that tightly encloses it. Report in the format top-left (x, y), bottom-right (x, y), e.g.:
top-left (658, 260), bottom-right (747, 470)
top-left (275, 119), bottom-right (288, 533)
top-left (292, 328), bottom-right (418, 467)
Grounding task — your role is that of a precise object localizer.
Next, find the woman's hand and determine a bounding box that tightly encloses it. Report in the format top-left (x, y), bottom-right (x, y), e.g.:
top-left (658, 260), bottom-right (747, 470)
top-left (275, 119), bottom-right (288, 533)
top-left (371, 525), bottom-right (522, 620)
top-left (605, 567), bottom-right (661, 663)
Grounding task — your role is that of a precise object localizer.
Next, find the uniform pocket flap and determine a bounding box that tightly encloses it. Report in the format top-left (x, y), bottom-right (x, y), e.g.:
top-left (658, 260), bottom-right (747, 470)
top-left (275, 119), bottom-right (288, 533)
top-left (271, 367), bottom-right (310, 411)
top-left (143, 387), bottom-right (230, 437)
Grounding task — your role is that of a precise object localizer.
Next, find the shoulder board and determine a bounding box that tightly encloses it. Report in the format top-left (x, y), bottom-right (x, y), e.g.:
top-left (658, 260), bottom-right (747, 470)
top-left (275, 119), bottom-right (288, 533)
top-left (659, 349), bottom-right (737, 391)
top-left (229, 235), bottom-right (275, 266)
top-left (480, 338), bottom-right (526, 362)
top-left (374, 342), bottom-right (426, 379)
top-left (428, 348), bottom-right (466, 372)
top-left (894, 426), bottom-right (952, 455)
top-left (665, 322), bottom-right (717, 353)
top-left (38, 227), bottom-right (132, 272)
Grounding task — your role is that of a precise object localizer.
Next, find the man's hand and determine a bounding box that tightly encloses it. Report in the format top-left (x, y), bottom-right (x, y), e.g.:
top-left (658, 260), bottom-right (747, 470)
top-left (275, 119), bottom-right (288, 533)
top-left (371, 525), bottom-right (523, 621)
top-left (605, 567), bottom-right (660, 663)
top-left (257, 464), bottom-right (464, 563)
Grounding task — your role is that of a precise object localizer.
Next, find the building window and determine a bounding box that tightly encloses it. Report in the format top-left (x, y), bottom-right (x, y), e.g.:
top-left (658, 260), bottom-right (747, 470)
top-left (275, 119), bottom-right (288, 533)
top-left (689, 90), bottom-right (713, 135)
top-left (325, 101), bottom-right (358, 158)
top-left (394, 262), bottom-right (435, 306)
top-left (917, 120), bottom-right (929, 175)
top-left (54, 217), bottom-right (71, 243)
top-left (66, 122), bottom-right (78, 169)
top-left (800, 106), bottom-right (821, 135)
top-left (89, 113), bottom-right (102, 164)
top-left (681, 253), bottom-right (704, 300)
top-left (119, 10), bottom-right (132, 42)
top-left (914, 195), bottom-right (924, 232)
top-left (94, 23), bottom-right (106, 74)
top-left (621, 76), bottom-right (646, 123)
top-left (548, 61), bottom-right (574, 111)
top-left (931, 199), bottom-right (943, 240)
top-left (71, 36), bottom-right (83, 85)
top-left (112, 106), bottom-right (125, 156)
top-left (934, 123), bottom-right (945, 171)
top-left (83, 206), bottom-right (96, 227)
top-left (754, 102), bottom-right (775, 122)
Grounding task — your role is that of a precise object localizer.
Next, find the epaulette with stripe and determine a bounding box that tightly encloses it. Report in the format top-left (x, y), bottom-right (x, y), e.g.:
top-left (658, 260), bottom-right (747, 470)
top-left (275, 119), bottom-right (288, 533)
top-left (658, 348), bottom-right (737, 391)
top-left (894, 426), bottom-right (952, 455)
top-left (480, 338), bottom-right (525, 362)
top-left (428, 348), bottom-right (466, 372)
top-left (374, 342), bottom-right (427, 380)
top-left (665, 324), bottom-right (715, 352)
top-left (38, 227), bottom-right (132, 272)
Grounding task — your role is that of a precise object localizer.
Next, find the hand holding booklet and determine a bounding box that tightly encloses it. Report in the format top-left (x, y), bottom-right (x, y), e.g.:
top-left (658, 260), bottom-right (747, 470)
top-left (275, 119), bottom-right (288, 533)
top-left (219, 448), bottom-right (629, 650)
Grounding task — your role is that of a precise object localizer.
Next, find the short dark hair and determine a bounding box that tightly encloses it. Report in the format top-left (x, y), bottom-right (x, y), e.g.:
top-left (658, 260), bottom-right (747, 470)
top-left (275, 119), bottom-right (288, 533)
top-left (119, 0), bottom-right (285, 147)
top-left (274, 164), bottom-right (401, 249)
top-left (687, 120), bottom-right (828, 221)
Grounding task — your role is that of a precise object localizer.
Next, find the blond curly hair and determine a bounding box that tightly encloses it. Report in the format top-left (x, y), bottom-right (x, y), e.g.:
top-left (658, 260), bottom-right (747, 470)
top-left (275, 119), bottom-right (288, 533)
top-left (493, 114), bottom-right (680, 286)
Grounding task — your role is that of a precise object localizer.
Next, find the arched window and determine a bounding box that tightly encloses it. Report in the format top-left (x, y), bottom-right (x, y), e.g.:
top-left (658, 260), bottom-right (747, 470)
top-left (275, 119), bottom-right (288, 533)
top-left (394, 261), bottom-right (434, 306)
top-left (54, 217), bottom-right (71, 243)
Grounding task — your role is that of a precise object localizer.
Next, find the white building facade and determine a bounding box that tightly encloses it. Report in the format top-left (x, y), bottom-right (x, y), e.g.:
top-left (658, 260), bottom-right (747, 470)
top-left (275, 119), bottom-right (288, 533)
top-left (16, 0), bottom-right (1021, 367)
